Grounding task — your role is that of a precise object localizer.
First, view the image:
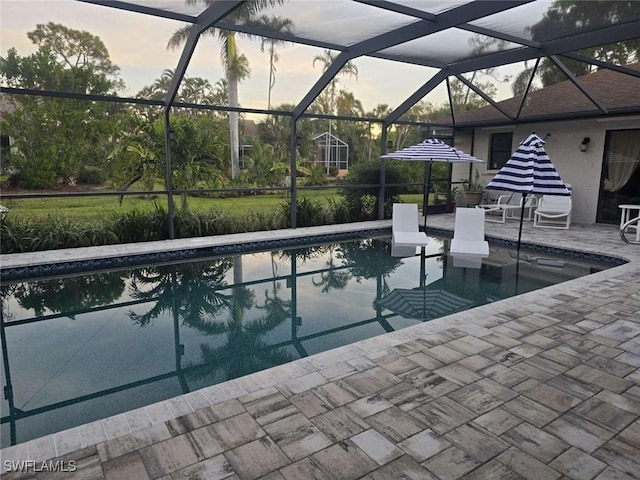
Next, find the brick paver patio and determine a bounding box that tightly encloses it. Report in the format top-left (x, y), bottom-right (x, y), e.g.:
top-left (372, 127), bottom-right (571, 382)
top-left (1, 215), bottom-right (639, 479)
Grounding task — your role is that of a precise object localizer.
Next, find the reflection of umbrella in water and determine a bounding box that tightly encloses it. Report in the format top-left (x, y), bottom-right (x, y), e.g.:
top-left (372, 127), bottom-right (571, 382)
top-left (381, 138), bottom-right (484, 228)
top-left (376, 287), bottom-right (474, 320)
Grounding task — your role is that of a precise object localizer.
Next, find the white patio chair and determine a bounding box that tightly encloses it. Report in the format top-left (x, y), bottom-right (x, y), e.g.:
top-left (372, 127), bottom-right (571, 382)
top-left (392, 203), bottom-right (428, 247)
top-left (533, 195), bottom-right (572, 229)
top-left (476, 193), bottom-right (537, 223)
top-left (449, 208), bottom-right (490, 256)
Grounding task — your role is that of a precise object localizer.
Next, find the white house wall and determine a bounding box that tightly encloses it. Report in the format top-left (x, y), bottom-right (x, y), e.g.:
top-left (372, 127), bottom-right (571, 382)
top-left (452, 118), bottom-right (640, 225)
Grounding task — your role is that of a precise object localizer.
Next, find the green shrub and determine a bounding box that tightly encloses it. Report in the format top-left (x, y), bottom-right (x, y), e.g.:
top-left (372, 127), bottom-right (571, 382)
top-left (0, 201), bottom-right (313, 253)
top-left (0, 215), bottom-right (116, 253)
top-left (281, 196), bottom-right (330, 228)
top-left (78, 166), bottom-right (106, 185)
top-left (110, 205), bottom-right (170, 243)
top-left (326, 197), bottom-right (352, 224)
top-left (240, 210), bottom-right (287, 232)
top-left (303, 165), bottom-right (329, 186)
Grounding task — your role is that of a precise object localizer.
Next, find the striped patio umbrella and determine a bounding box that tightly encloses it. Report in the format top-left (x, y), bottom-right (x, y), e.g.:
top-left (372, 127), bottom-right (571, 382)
top-left (381, 138), bottom-right (483, 227)
top-left (486, 132), bottom-right (571, 261)
top-left (485, 133), bottom-right (570, 196)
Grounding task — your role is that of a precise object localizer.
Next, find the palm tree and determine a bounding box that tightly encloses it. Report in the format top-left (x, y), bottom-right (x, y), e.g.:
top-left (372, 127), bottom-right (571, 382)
top-left (335, 90), bottom-right (363, 117)
top-left (110, 114), bottom-right (225, 211)
top-left (168, 0), bottom-right (287, 179)
top-left (254, 15), bottom-right (293, 111)
top-left (312, 50), bottom-right (358, 174)
top-left (137, 68), bottom-right (177, 101)
top-left (366, 104), bottom-right (391, 161)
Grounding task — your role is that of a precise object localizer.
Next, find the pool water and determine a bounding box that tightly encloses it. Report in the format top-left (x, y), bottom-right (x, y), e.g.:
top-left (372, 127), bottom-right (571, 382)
top-left (0, 235), bottom-right (607, 447)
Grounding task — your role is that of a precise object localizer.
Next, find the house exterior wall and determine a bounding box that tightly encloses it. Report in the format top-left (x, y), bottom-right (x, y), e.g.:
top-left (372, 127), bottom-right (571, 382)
top-left (452, 117), bottom-right (640, 225)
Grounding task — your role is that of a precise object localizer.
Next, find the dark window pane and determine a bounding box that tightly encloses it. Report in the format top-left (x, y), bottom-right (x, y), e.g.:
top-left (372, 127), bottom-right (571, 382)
top-left (489, 132), bottom-right (513, 170)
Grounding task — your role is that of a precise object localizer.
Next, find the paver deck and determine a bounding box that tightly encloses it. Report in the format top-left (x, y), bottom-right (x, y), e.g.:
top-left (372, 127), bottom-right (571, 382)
top-left (2, 214), bottom-right (639, 480)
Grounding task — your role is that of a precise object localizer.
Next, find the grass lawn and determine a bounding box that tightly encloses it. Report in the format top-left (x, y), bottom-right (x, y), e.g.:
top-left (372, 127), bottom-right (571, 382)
top-left (2, 189), bottom-right (425, 222)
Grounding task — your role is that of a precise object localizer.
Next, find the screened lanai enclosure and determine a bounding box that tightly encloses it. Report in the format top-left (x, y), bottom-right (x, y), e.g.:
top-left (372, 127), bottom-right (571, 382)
top-left (1, 0), bottom-right (640, 247)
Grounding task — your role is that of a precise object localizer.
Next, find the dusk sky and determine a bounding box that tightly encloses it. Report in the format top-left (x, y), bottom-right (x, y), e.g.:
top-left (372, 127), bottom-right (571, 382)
top-left (1, 0), bottom-right (531, 116)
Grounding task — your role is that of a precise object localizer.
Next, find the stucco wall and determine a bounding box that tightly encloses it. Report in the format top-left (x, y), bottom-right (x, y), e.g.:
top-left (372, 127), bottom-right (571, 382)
top-left (452, 118), bottom-right (640, 225)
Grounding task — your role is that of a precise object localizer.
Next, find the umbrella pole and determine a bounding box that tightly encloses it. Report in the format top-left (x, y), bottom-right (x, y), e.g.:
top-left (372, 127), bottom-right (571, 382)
top-left (515, 193), bottom-right (527, 294)
top-left (420, 246), bottom-right (426, 318)
top-left (423, 162), bottom-right (432, 229)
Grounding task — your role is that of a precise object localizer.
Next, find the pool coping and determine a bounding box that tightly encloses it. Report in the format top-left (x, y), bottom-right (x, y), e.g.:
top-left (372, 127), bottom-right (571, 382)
top-left (0, 220), bottom-right (628, 282)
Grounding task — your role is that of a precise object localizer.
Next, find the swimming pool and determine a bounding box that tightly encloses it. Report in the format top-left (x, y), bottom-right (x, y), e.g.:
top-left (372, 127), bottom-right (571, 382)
top-left (0, 233), bottom-right (614, 447)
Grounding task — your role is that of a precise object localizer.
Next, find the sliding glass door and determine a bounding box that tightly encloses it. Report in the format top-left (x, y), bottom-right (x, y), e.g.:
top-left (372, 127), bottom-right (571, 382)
top-left (597, 129), bottom-right (640, 224)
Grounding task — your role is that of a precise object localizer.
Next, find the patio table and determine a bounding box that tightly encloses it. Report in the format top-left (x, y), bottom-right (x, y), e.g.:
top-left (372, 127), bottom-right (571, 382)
top-left (619, 204), bottom-right (640, 242)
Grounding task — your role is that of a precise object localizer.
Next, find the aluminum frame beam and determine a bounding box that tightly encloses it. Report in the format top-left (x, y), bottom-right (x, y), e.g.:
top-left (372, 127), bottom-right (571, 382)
top-left (548, 55), bottom-right (608, 114)
top-left (77, 0), bottom-right (196, 22)
top-left (293, 0), bottom-right (528, 119)
top-left (453, 73), bottom-right (515, 120)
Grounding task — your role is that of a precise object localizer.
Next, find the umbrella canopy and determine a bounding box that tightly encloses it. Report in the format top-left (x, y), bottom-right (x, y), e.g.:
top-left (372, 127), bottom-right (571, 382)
top-left (381, 138), bottom-right (481, 163)
top-left (376, 287), bottom-right (474, 320)
top-left (485, 133), bottom-right (570, 196)
top-left (381, 138), bottom-right (484, 227)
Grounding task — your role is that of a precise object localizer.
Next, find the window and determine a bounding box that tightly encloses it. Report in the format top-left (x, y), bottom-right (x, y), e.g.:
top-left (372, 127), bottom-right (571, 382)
top-left (489, 132), bottom-right (513, 170)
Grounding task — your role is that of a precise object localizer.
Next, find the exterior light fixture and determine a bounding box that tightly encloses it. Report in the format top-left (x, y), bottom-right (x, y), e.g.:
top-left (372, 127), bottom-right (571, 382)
top-left (387, 140), bottom-right (393, 150)
top-left (580, 137), bottom-right (591, 152)
top-left (168, 128), bottom-right (176, 141)
top-left (296, 135), bottom-right (302, 146)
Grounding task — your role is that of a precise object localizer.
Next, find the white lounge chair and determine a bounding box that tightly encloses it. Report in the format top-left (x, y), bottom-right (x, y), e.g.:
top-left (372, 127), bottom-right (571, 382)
top-left (533, 195), bottom-right (572, 229)
top-left (392, 203), bottom-right (428, 247)
top-left (450, 208), bottom-right (490, 256)
top-left (476, 193), bottom-right (537, 223)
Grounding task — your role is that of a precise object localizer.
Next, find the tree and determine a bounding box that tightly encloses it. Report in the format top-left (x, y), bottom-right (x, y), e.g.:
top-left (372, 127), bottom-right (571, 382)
top-left (137, 70), bottom-right (227, 119)
top-left (364, 104), bottom-right (391, 162)
top-left (137, 68), bottom-right (176, 100)
top-left (516, 1), bottom-right (640, 89)
top-left (168, 0), bottom-right (287, 179)
top-left (0, 23), bottom-right (123, 188)
top-left (449, 77), bottom-right (497, 113)
top-left (110, 114), bottom-right (226, 211)
top-left (312, 50), bottom-right (359, 173)
top-left (394, 101), bottom-right (433, 150)
top-left (254, 15), bottom-right (294, 111)
top-left (238, 138), bottom-right (282, 186)
top-left (257, 102), bottom-right (320, 161)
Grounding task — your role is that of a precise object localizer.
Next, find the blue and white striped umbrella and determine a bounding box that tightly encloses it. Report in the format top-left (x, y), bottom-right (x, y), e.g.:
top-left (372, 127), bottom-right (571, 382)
top-left (486, 133), bottom-right (570, 262)
top-left (486, 133), bottom-right (570, 196)
top-left (381, 138), bottom-right (484, 228)
top-left (381, 138), bottom-right (483, 164)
